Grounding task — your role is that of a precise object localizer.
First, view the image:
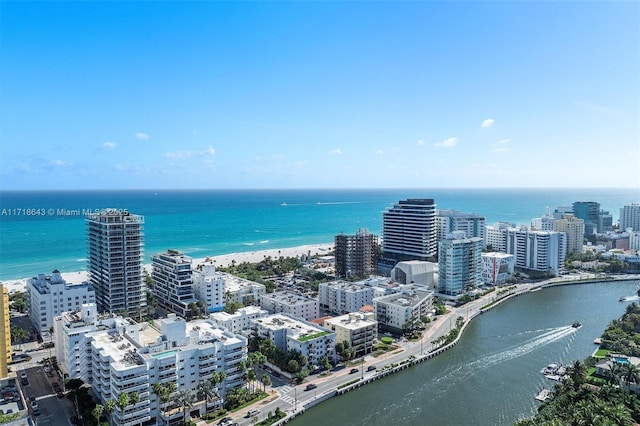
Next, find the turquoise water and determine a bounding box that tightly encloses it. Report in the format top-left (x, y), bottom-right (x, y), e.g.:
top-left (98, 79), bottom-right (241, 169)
top-left (151, 350), bottom-right (180, 359)
top-left (0, 188), bottom-right (636, 280)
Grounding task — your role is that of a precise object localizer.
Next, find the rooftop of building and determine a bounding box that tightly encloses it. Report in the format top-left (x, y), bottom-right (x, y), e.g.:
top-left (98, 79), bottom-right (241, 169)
top-left (210, 306), bottom-right (267, 320)
top-left (262, 291), bottom-right (316, 304)
top-left (324, 312), bottom-right (376, 330)
top-left (222, 273), bottom-right (265, 292)
top-left (254, 314), bottom-right (330, 341)
top-left (374, 285), bottom-right (433, 307)
top-left (481, 252), bottom-right (514, 259)
top-left (321, 280), bottom-right (374, 292)
top-left (152, 250), bottom-right (193, 264)
top-left (437, 209), bottom-right (485, 219)
top-left (28, 271), bottom-right (93, 294)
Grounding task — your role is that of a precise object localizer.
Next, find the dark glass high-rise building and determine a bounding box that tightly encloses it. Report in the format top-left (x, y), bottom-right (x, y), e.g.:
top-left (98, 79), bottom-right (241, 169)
top-left (86, 210), bottom-right (145, 315)
top-left (334, 229), bottom-right (378, 279)
top-left (572, 201), bottom-right (599, 238)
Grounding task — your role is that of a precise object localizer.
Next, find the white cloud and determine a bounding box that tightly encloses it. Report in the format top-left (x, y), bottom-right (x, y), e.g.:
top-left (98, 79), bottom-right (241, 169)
top-left (481, 118), bottom-right (495, 128)
top-left (417, 139), bottom-right (424, 146)
top-left (375, 149), bottom-right (384, 156)
top-left (103, 142), bottom-right (117, 150)
top-left (135, 132), bottom-right (150, 141)
top-left (498, 138), bottom-right (511, 144)
top-left (329, 148), bottom-right (342, 155)
top-left (51, 159), bottom-right (73, 167)
top-left (203, 146), bottom-right (216, 156)
top-left (434, 137), bottom-right (458, 148)
top-left (495, 147), bottom-right (508, 152)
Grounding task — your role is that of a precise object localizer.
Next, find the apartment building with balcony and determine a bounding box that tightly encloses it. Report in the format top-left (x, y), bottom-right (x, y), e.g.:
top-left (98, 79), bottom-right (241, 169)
top-left (323, 312), bottom-right (377, 356)
top-left (210, 306), bottom-right (269, 334)
top-left (27, 269), bottom-right (95, 332)
top-left (318, 280), bottom-right (375, 315)
top-left (86, 210), bottom-right (145, 316)
top-left (334, 228), bottom-right (379, 279)
top-left (437, 232), bottom-right (483, 297)
top-left (260, 291), bottom-right (319, 321)
top-left (373, 285), bottom-right (434, 334)
top-left (151, 250), bottom-right (198, 317)
top-left (436, 209), bottom-right (486, 243)
top-left (252, 314), bottom-right (336, 366)
top-left (192, 265), bottom-right (225, 313)
top-left (55, 305), bottom-right (247, 426)
top-left (505, 229), bottom-right (567, 276)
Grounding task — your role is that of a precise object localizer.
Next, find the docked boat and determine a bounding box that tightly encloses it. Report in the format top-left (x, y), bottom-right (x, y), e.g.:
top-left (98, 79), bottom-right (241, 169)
top-left (572, 321), bottom-right (582, 328)
top-left (620, 296), bottom-right (627, 302)
top-left (541, 363), bottom-right (559, 375)
top-left (535, 389), bottom-right (551, 402)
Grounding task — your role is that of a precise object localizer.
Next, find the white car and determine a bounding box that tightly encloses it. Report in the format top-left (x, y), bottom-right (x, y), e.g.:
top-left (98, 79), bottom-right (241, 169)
top-left (20, 372), bottom-right (27, 379)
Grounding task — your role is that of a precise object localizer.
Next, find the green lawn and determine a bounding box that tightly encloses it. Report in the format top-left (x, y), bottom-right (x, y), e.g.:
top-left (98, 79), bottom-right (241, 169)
top-left (594, 348), bottom-right (611, 358)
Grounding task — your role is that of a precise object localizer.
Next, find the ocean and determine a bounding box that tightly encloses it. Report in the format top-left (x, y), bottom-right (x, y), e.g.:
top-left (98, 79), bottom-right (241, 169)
top-left (0, 188), bottom-right (637, 281)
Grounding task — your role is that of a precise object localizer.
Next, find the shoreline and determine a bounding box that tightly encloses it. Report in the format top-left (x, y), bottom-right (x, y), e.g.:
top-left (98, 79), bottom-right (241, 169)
top-left (0, 243), bottom-right (334, 294)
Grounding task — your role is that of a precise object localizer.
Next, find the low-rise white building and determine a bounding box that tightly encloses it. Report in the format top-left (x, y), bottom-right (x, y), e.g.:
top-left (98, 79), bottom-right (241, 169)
top-left (192, 265), bottom-right (226, 313)
top-left (318, 281), bottom-right (375, 315)
top-left (27, 270), bottom-right (95, 332)
top-left (210, 306), bottom-right (269, 334)
top-left (260, 291), bottom-right (319, 321)
top-left (373, 285), bottom-right (434, 334)
top-left (252, 314), bottom-right (336, 366)
top-left (323, 312), bottom-right (377, 356)
top-left (55, 305), bottom-right (248, 426)
top-left (224, 274), bottom-right (266, 306)
top-left (481, 252), bottom-right (515, 285)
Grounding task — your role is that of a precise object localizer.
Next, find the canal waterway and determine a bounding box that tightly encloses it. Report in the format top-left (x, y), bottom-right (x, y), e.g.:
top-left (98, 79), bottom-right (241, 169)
top-left (290, 279), bottom-right (640, 426)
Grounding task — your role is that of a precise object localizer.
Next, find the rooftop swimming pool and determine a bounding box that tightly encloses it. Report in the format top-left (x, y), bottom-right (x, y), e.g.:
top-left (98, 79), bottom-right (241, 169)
top-left (151, 350), bottom-right (179, 359)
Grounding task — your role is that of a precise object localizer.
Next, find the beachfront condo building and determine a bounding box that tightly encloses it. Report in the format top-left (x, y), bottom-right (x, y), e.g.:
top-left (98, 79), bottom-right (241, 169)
top-left (260, 291), bottom-right (319, 321)
top-left (334, 228), bottom-right (379, 279)
top-left (0, 285), bottom-right (10, 378)
top-left (620, 204), bottom-right (640, 232)
top-left (380, 199), bottom-right (437, 274)
top-left (436, 209), bottom-right (486, 243)
top-left (86, 210), bottom-right (145, 316)
top-left (318, 280), bottom-right (375, 315)
top-left (223, 274), bottom-right (266, 306)
top-left (151, 250), bottom-right (198, 318)
top-left (553, 214), bottom-right (585, 254)
top-left (437, 232), bottom-right (484, 297)
top-left (55, 305), bottom-right (247, 426)
top-left (505, 229), bottom-right (567, 276)
top-left (531, 211), bottom-right (555, 231)
top-left (192, 265), bottom-right (225, 313)
top-left (481, 252), bottom-right (515, 285)
top-left (323, 312), bottom-right (377, 356)
top-left (390, 260), bottom-right (437, 287)
top-left (26, 269), bottom-right (96, 332)
top-left (373, 285), bottom-right (434, 334)
top-left (485, 222), bottom-right (512, 252)
top-left (252, 313), bottom-right (337, 366)
top-left (210, 306), bottom-right (269, 334)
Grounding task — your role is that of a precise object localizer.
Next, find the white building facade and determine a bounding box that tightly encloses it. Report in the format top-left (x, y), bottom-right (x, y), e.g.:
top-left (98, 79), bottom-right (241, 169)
top-left (192, 265), bottom-right (226, 313)
top-left (209, 306), bottom-right (269, 334)
top-left (318, 281), bottom-right (375, 315)
top-left (505, 229), bottom-right (567, 276)
top-left (27, 270), bottom-right (95, 332)
top-left (323, 312), bottom-right (377, 356)
top-left (436, 209), bottom-right (486, 243)
top-left (260, 291), bottom-right (319, 321)
top-left (373, 285), bottom-right (434, 334)
top-left (382, 198), bottom-right (437, 262)
top-left (481, 252), bottom-right (515, 285)
top-left (553, 214), bottom-right (585, 255)
top-left (252, 314), bottom-right (336, 366)
top-left (621, 204), bottom-right (640, 232)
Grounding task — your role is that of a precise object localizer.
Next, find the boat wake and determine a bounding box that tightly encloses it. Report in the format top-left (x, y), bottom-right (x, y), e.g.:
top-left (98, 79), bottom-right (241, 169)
top-left (429, 326), bottom-right (576, 391)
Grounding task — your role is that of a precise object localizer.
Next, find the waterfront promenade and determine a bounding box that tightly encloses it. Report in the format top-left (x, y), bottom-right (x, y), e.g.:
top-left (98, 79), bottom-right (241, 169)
top-left (216, 273), bottom-right (640, 426)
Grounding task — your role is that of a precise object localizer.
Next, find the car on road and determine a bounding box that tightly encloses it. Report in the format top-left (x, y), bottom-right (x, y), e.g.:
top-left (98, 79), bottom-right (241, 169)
top-left (305, 383), bottom-right (317, 391)
top-left (19, 372), bottom-right (27, 379)
top-left (349, 368), bottom-right (359, 374)
top-left (217, 417), bottom-right (233, 426)
top-left (31, 400), bottom-right (40, 415)
top-left (367, 365), bottom-right (377, 371)
top-left (246, 409), bottom-right (260, 418)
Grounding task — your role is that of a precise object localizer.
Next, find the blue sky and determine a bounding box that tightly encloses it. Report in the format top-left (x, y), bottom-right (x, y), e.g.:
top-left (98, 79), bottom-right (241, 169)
top-left (2, 1), bottom-right (639, 190)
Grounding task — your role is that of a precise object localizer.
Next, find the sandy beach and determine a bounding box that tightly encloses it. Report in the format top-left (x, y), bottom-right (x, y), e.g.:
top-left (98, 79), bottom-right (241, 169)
top-left (0, 243), bottom-right (334, 294)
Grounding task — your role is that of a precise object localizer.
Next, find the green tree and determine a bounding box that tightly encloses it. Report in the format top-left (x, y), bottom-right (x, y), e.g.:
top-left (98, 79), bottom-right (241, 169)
top-left (92, 404), bottom-right (104, 424)
top-left (197, 379), bottom-right (218, 414)
top-left (104, 399), bottom-right (116, 425)
top-left (116, 392), bottom-right (129, 410)
top-left (175, 389), bottom-right (196, 423)
top-left (260, 373), bottom-right (271, 392)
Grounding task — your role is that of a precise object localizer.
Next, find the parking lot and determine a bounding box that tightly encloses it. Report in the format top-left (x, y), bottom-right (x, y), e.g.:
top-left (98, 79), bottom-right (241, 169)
top-left (18, 361), bottom-right (76, 425)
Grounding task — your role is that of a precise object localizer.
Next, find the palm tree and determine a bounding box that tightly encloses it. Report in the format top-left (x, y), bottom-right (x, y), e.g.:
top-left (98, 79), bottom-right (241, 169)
top-left (260, 373), bottom-right (271, 393)
top-left (622, 363), bottom-right (640, 390)
top-left (197, 379), bottom-right (218, 414)
top-left (116, 391), bottom-right (130, 411)
top-left (104, 399), bottom-right (116, 425)
top-left (92, 404), bottom-right (104, 425)
top-left (246, 368), bottom-right (257, 394)
top-left (608, 361), bottom-right (623, 385)
top-left (175, 389), bottom-right (196, 423)
top-left (129, 391), bottom-right (140, 406)
top-left (567, 359), bottom-right (587, 390)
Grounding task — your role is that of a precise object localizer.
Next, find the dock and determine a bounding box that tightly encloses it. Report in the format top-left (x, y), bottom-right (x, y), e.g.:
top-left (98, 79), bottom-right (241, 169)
top-left (535, 389), bottom-right (551, 402)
